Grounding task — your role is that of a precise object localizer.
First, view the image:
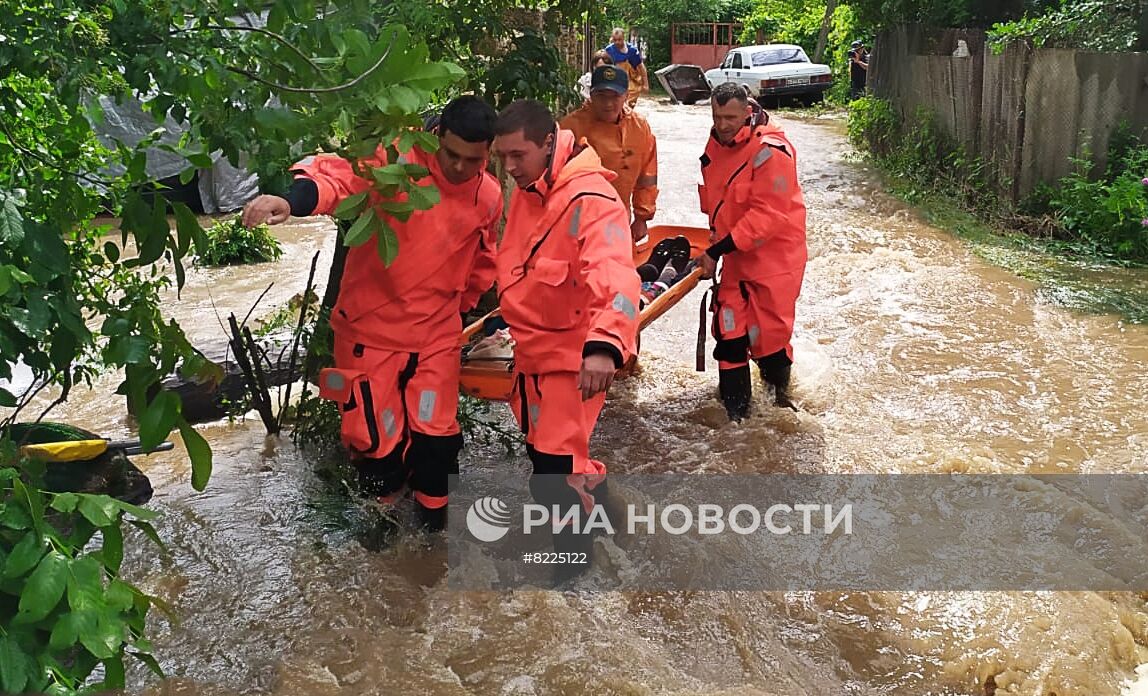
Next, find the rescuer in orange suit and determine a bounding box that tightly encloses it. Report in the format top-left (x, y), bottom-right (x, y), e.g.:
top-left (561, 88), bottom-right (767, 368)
top-left (491, 99), bottom-right (640, 563)
top-left (561, 65), bottom-right (658, 244)
top-left (695, 82), bottom-right (808, 420)
top-left (240, 96), bottom-right (503, 529)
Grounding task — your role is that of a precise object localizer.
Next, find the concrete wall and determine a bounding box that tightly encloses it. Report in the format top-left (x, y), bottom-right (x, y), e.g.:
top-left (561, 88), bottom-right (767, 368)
top-left (872, 25), bottom-right (1148, 200)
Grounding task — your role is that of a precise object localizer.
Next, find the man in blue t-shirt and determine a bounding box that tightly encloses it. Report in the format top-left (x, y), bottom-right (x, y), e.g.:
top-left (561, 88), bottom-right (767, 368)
top-left (604, 27), bottom-right (648, 107)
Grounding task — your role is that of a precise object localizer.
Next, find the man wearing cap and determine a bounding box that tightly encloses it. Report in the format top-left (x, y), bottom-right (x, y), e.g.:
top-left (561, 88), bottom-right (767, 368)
top-left (561, 65), bottom-right (658, 243)
top-left (604, 28), bottom-right (648, 108)
top-left (849, 40), bottom-right (869, 99)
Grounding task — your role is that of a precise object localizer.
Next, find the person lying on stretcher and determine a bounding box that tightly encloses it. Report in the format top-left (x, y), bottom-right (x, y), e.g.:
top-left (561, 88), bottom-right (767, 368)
top-left (463, 235), bottom-right (694, 362)
top-left (637, 235), bottom-right (694, 307)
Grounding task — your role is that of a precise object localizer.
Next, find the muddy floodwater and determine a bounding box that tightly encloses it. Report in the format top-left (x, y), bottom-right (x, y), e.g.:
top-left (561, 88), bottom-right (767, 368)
top-left (26, 98), bottom-right (1148, 695)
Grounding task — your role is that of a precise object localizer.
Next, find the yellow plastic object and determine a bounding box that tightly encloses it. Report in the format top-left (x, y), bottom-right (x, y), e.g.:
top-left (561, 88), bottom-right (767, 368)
top-left (19, 439), bottom-right (109, 463)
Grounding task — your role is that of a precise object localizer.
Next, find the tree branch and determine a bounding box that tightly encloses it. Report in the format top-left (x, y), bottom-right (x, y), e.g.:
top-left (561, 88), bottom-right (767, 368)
top-left (0, 120), bottom-right (116, 188)
top-left (171, 24), bottom-right (324, 74)
top-left (222, 29), bottom-right (398, 94)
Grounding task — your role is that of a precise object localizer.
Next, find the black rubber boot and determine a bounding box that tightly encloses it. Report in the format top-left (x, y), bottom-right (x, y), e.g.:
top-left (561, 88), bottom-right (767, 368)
top-left (757, 350), bottom-right (798, 411)
top-left (718, 365), bottom-right (752, 421)
top-left (356, 447), bottom-right (407, 500)
top-left (417, 503), bottom-right (448, 532)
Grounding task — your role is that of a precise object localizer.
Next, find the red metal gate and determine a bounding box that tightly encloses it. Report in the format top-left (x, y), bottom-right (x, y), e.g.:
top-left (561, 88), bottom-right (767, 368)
top-left (671, 23), bottom-right (742, 70)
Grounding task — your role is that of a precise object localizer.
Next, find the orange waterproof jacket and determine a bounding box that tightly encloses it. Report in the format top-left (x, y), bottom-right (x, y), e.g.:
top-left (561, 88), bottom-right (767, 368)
top-left (698, 121), bottom-right (808, 283)
top-left (293, 144), bottom-right (502, 352)
top-left (560, 105), bottom-right (658, 222)
top-left (497, 130), bottom-right (641, 374)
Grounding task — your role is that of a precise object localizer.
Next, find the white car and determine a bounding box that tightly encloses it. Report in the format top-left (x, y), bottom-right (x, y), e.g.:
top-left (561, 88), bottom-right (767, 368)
top-left (704, 44), bottom-right (832, 105)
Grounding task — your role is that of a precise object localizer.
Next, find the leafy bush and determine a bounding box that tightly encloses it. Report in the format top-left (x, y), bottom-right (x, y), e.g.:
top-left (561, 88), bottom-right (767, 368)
top-left (477, 28), bottom-right (580, 113)
top-left (988, 0), bottom-right (1137, 52)
top-left (196, 218), bottom-right (283, 267)
top-left (0, 460), bottom-right (163, 694)
top-left (1048, 135), bottom-right (1148, 262)
top-left (850, 97), bottom-right (1148, 263)
top-left (846, 95), bottom-right (899, 155)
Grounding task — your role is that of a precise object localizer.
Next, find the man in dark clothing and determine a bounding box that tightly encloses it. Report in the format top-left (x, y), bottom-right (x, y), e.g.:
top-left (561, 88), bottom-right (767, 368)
top-left (849, 40), bottom-right (869, 100)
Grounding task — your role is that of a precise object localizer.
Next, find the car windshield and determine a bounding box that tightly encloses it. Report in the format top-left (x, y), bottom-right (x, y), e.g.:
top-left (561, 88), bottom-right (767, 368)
top-left (750, 48), bottom-right (810, 66)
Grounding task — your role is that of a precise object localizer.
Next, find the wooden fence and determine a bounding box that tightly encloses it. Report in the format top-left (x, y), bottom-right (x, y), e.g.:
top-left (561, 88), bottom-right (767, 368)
top-left (870, 24), bottom-right (1148, 199)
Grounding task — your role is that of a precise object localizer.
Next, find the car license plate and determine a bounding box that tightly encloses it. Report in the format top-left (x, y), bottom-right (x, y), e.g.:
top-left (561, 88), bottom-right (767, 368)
top-left (789, 77), bottom-right (810, 85)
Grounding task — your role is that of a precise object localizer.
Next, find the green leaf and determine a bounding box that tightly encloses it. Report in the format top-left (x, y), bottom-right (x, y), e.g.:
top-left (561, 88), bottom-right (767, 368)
top-left (129, 519), bottom-right (166, 551)
top-left (185, 152), bottom-right (213, 169)
top-left (343, 209), bottom-right (377, 247)
top-left (0, 387), bottom-right (15, 408)
top-left (77, 495), bottom-right (118, 528)
top-left (3, 533), bottom-right (45, 578)
top-left (369, 164), bottom-right (409, 186)
top-left (11, 479), bottom-right (43, 529)
top-left (267, 2), bottom-right (288, 32)
top-left (334, 191), bottom-right (369, 220)
top-left (49, 610), bottom-right (94, 651)
top-left (375, 225), bottom-right (400, 267)
top-left (18, 550), bottom-right (69, 621)
top-left (138, 390), bottom-right (180, 451)
top-left (103, 240), bottom-right (120, 263)
top-left (172, 203), bottom-right (201, 258)
top-left (130, 650), bottom-right (164, 678)
top-left (105, 580), bottom-right (134, 612)
top-left (180, 421), bottom-right (212, 492)
top-left (0, 635), bottom-right (30, 694)
top-left (99, 316), bottom-right (130, 339)
top-left (387, 85), bottom-right (422, 114)
top-left (21, 221), bottom-right (69, 276)
top-left (79, 611), bottom-right (124, 660)
top-left (111, 498), bottom-right (156, 521)
top-left (102, 522), bottom-right (124, 571)
top-left (344, 29), bottom-right (371, 60)
top-left (402, 62), bottom-right (465, 90)
top-left (102, 654), bottom-right (126, 689)
top-left (175, 257), bottom-right (186, 292)
top-left (0, 193), bottom-right (24, 246)
top-left (378, 200), bottom-right (418, 219)
top-left (50, 492), bottom-right (79, 513)
top-left (254, 107), bottom-right (298, 134)
top-left (407, 184), bottom-right (441, 210)
top-left (134, 196), bottom-right (171, 266)
top-left (66, 555), bottom-right (105, 612)
top-left (107, 335), bottom-right (151, 364)
top-left (0, 502), bottom-right (34, 531)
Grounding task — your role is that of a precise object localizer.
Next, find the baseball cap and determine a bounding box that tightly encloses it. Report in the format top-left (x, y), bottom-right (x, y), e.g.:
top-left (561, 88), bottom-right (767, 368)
top-left (851, 40), bottom-right (863, 48)
top-left (590, 65), bottom-right (629, 95)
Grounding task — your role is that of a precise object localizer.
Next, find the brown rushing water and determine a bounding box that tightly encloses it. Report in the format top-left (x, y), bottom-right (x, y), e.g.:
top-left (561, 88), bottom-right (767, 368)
top-left (25, 99), bottom-right (1148, 695)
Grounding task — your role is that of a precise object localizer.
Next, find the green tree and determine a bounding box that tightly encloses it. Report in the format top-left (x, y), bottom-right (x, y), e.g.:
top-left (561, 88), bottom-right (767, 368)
top-left (989, 0), bottom-right (1140, 51)
top-left (0, 1), bottom-right (473, 690)
top-left (846, 0), bottom-right (1025, 28)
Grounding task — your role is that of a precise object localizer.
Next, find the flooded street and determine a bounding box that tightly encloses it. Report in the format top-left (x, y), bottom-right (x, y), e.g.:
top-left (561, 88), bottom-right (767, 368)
top-left (34, 98), bottom-right (1148, 695)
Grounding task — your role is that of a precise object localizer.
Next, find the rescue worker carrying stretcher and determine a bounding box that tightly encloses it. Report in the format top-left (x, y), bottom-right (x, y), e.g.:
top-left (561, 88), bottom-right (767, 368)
top-left (561, 65), bottom-right (658, 244)
top-left (695, 82), bottom-right (808, 420)
top-left (491, 99), bottom-right (641, 569)
top-left (240, 96), bottom-right (503, 529)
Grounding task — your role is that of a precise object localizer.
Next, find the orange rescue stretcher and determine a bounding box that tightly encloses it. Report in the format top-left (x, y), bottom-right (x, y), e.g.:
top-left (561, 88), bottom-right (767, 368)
top-left (459, 224), bottom-right (710, 401)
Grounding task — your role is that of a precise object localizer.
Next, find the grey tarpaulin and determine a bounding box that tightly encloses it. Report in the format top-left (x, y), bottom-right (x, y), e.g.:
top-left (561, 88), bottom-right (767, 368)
top-left (92, 95), bottom-right (260, 214)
